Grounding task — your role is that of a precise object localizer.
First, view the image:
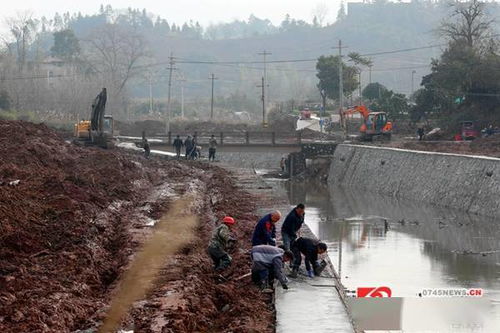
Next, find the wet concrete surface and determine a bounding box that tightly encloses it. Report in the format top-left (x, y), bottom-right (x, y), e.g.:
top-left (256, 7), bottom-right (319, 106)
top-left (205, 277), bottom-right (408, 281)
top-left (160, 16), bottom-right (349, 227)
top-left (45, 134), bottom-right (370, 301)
top-left (275, 277), bottom-right (353, 333)
top-left (284, 180), bottom-right (500, 332)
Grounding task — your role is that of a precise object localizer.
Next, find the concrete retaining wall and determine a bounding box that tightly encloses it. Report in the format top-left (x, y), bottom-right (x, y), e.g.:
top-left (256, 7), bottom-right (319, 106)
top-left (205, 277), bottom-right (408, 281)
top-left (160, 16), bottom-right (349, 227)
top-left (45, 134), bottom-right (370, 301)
top-left (329, 144), bottom-right (500, 217)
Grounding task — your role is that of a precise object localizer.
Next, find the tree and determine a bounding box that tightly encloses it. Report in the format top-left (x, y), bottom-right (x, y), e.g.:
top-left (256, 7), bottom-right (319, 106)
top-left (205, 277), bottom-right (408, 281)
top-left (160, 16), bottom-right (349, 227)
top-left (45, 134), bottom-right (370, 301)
top-left (362, 82), bottom-right (409, 119)
top-left (363, 82), bottom-right (388, 100)
top-left (316, 55), bottom-right (358, 101)
top-left (0, 90), bottom-right (11, 110)
top-left (347, 52), bottom-right (373, 67)
top-left (439, 0), bottom-right (493, 49)
top-left (370, 89), bottom-right (409, 120)
top-left (414, 0), bottom-right (500, 125)
top-left (312, 2), bottom-right (330, 26)
top-left (5, 12), bottom-right (37, 72)
top-left (337, 1), bottom-right (347, 22)
top-left (51, 29), bottom-right (80, 61)
top-left (82, 24), bottom-right (149, 107)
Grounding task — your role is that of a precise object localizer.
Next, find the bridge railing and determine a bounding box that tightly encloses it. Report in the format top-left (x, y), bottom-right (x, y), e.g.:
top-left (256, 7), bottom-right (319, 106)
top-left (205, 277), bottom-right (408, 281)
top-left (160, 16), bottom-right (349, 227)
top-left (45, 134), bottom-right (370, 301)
top-left (156, 131), bottom-right (303, 145)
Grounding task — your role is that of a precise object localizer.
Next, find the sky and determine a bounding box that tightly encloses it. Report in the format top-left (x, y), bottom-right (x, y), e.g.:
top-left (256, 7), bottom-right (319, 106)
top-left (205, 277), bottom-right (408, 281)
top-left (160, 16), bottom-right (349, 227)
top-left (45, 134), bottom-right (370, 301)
top-left (2, 0), bottom-right (342, 29)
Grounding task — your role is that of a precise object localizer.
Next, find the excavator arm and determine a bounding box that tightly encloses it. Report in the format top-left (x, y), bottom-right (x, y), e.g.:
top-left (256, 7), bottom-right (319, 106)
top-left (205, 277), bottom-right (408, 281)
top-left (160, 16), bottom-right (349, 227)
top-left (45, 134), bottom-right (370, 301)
top-left (343, 105), bottom-right (370, 119)
top-left (90, 88), bottom-right (107, 133)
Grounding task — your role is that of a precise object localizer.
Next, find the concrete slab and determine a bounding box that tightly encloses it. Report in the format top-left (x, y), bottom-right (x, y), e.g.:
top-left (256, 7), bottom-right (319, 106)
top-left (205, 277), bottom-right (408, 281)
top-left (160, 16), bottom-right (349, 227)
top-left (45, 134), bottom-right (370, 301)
top-left (276, 276), bottom-right (353, 333)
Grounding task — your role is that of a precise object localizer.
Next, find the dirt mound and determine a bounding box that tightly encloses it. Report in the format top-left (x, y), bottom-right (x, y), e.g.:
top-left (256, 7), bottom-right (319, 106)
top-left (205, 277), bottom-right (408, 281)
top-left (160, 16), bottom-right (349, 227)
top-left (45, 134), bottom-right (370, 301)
top-left (0, 121), bottom-right (189, 332)
top-left (470, 134), bottom-right (500, 153)
top-left (0, 120), bottom-right (274, 332)
top-left (387, 135), bottom-right (500, 158)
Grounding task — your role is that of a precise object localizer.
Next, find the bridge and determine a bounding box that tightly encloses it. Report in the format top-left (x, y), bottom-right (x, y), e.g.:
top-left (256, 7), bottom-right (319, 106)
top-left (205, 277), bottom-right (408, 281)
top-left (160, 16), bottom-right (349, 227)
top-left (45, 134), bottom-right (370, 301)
top-left (117, 131), bottom-right (338, 174)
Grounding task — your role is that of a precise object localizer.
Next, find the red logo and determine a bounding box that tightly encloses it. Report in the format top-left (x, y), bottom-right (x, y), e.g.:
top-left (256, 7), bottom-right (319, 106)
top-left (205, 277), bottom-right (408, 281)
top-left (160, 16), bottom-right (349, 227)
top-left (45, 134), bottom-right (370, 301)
top-left (357, 286), bottom-right (392, 297)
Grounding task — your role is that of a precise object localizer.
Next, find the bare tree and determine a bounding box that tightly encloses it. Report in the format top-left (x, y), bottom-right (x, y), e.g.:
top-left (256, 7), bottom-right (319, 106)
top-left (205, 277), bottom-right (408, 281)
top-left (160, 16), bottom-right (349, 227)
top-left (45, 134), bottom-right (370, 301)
top-left (4, 11), bottom-right (37, 72)
top-left (82, 24), bottom-right (149, 99)
top-left (312, 2), bottom-right (330, 26)
top-left (440, 0), bottom-right (494, 49)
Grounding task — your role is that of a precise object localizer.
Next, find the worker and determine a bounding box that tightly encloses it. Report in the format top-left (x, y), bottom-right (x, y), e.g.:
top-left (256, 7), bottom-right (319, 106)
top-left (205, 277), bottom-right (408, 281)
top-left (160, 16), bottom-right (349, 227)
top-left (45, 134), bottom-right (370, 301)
top-left (190, 134), bottom-right (198, 159)
top-left (207, 216), bottom-right (236, 271)
top-left (184, 135), bottom-right (193, 160)
top-left (143, 138), bottom-right (150, 159)
top-left (417, 127), bottom-right (425, 141)
top-left (251, 244), bottom-right (293, 292)
top-left (290, 237), bottom-right (328, 278)
top-left (208, 134), bottom-right (218, 162)
top-left (281, 203), bottom-right (305, 251)
top-left (173, 135), bottom-right (183, 158)
top-left (280, 157), bottom-right (285, 172)
top-left (251, 210), bottom-right (281, 246)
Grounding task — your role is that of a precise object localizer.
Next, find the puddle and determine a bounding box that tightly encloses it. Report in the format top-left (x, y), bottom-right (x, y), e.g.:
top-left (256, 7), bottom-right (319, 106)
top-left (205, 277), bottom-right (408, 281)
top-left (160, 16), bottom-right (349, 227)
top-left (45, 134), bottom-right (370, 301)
top-left (98, 196), bottom-right (197, 333)
top-left (283, 181), bottom-right (500, 332)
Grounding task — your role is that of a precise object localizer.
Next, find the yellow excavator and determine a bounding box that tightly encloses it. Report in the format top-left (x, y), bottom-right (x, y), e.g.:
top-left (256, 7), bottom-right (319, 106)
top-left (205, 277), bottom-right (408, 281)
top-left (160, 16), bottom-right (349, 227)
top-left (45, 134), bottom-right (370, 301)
top-left (343, 105), bottom-right (393, 141)
top-left (74, 88), bottom-right (114, 148)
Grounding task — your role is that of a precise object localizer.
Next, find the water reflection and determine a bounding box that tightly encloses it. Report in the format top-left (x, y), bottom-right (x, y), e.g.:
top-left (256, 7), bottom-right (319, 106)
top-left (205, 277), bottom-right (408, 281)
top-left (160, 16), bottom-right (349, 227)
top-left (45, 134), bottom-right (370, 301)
top-left (283, 181), bottom-right (500, 330)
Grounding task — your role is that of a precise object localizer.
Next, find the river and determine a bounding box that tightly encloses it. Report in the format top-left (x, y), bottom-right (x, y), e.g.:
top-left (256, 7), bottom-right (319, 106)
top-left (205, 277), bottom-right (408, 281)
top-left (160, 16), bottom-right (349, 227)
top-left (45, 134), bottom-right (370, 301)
top-left (283, 180), bottom-right (500, 332)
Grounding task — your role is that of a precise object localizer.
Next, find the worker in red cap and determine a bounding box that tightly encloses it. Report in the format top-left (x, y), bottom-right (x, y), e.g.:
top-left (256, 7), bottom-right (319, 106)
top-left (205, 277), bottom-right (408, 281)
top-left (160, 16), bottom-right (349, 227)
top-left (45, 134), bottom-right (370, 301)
top-left (207, 216), bottom-right (236, 271)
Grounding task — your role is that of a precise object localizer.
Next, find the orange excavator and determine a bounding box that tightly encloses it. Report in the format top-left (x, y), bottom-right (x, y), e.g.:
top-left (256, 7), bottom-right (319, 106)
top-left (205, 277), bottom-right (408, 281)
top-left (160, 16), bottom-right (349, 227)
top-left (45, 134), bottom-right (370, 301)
top-left (343, 105), bottom-right (393, 141)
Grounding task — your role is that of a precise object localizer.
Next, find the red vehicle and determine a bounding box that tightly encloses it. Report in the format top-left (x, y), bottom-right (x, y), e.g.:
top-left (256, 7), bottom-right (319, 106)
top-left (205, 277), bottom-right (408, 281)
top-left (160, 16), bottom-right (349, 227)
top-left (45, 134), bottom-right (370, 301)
top-left (460, 121), bottom-right (479, 140)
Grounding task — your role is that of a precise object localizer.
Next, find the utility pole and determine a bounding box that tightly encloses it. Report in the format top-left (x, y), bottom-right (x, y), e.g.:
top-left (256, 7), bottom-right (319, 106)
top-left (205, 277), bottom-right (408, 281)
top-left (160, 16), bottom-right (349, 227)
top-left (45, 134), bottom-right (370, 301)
top-left (258, 50), bottom-right (271, 127)
top-left (166, 53), bottom-right (175, 134)
top-left (358, 70), bottom-right (362, 105)
top-left (338, 39), bottom-right (346, 139)
top-left (411, 70), bottom-right (417, 97)
top-left (148, 70), bottom-right (154, 114)
top-left (257, 77), bottom-right (265, 126)
top-left (209, 73), bottom-right (218, 120)
top-left (369, 64), bottom-right (372, 85)
top-left (180, 78), bottom-right (185, 118)
top-left (177, 72), bottom-right (186, 118)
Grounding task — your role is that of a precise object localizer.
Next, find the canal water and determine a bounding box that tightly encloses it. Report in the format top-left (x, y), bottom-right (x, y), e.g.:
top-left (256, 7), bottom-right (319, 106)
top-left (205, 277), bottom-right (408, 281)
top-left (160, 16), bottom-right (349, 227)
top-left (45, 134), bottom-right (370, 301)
top-left (284, 181), bottom-right (500, 332)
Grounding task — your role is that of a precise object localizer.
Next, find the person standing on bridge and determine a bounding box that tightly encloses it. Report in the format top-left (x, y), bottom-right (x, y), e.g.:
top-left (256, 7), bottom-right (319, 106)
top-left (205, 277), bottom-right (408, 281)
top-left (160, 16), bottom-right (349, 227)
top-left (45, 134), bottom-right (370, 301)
top-left (143, 138), bottom-right (150, 159)
top-left (417, 127), bottom-right (425, 141)
top-left (190, 134), bottom-right (198, 159)
top-left (173, 135), bottom-right (183, 158)
top-left (207, 216), bottom-right (237, 271)
top-left (208, 135), bottom-right (218, 162)
top-left (281, 203), bottom-right (305, 251)
top-left (184, 135), bottom-right (193, 160)
top-left (251, 210), bottom-right (281, 246)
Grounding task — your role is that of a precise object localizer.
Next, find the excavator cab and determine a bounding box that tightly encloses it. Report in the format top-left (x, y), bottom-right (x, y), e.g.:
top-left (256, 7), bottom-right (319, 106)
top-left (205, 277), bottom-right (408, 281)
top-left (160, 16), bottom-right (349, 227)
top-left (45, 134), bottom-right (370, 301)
top-left (343, 105), bottom-right (392, 141)
top-left (73, 88), bottom-right (114, 148)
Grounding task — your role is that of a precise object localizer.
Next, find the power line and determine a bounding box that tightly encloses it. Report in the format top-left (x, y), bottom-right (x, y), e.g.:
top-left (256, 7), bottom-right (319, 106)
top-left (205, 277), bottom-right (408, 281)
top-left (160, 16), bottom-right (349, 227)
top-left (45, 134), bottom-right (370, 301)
top-left (5, 35), bottom-right (500, 82)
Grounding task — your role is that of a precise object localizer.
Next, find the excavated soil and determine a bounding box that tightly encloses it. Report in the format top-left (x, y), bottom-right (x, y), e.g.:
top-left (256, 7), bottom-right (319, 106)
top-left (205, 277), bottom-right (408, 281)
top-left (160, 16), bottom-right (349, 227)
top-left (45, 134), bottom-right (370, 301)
top-left (124, 167), bottom-right (274, 333)
top-left (0, 120), bottom-right (273, 332)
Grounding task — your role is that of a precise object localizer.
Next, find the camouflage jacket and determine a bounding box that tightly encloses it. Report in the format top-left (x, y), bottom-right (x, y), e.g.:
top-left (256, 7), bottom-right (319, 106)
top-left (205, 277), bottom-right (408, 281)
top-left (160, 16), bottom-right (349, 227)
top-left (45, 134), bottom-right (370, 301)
top-left (209, 223), bottom-right (231, 250)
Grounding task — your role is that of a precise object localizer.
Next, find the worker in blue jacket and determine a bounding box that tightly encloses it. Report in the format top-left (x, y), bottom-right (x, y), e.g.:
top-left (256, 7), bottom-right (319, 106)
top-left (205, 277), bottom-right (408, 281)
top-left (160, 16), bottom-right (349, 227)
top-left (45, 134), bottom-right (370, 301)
top-left (251, 210), bottom-right (281, 246)
top-left (291, 237), bottom-right (328, 278)
top-left (281, 203), bottom-right (305, 251)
